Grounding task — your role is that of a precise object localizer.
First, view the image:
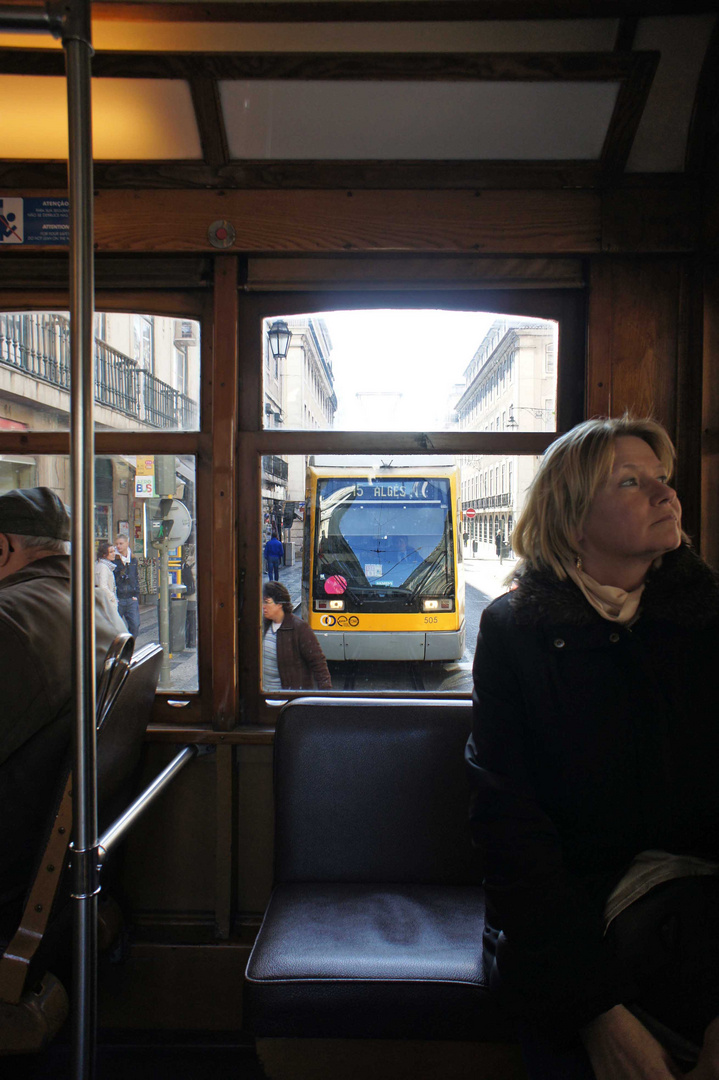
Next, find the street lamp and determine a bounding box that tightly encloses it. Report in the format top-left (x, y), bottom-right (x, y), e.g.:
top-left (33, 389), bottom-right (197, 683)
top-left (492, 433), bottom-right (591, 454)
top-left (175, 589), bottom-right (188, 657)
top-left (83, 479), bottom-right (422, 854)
top-left (507, 404), bottom-right (555, 428)
top-left (267, 319), bottom-right (292, 363)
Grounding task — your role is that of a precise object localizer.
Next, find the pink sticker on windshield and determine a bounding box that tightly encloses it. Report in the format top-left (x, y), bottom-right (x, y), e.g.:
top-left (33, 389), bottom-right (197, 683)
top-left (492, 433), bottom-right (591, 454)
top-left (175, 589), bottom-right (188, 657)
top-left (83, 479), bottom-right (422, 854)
top-left (325, 575), bottom-right (347, 595)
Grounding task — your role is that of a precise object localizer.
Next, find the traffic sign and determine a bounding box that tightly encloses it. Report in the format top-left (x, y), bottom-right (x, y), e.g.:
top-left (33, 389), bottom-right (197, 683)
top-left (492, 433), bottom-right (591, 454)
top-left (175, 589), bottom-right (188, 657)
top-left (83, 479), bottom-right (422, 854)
top-left (464, 507), bottom-right (477, 519)
top-left (147, 498), bottom-right (192, 547)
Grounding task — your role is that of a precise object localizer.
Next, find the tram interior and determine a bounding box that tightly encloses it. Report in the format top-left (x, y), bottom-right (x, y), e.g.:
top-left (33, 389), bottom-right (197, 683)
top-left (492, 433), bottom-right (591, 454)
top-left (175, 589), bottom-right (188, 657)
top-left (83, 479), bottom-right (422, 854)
top-left (1, 0), bottom-right (719, 1077)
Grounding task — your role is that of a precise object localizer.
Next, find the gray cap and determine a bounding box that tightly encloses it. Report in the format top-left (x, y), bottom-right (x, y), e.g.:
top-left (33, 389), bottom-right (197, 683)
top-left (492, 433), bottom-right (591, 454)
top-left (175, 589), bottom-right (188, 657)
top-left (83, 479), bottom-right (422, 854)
top-left (0, 487), bottom-right (70, 540)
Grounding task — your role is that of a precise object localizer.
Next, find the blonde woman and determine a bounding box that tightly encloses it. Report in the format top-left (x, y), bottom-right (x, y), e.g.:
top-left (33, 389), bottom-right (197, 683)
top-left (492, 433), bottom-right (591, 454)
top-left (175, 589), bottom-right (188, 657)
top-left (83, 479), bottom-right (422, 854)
top-left (466, 417), bottom-right (719, 1080)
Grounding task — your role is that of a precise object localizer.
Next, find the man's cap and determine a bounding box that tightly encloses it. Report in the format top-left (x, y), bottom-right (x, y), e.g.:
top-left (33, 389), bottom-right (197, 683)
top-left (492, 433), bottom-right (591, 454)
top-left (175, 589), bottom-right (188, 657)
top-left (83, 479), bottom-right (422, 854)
top-left (0, 487), bottom-right (71, 540)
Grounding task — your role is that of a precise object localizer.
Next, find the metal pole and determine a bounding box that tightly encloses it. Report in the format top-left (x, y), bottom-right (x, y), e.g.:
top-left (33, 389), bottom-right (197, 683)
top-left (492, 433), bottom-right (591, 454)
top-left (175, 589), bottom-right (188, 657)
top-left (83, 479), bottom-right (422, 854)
top-left (0, 3), bottom-right (96, 1075)
top-left (98, 746), bottom-right (199, 859)
top-left (63, 3), bottom-right (96, 1079)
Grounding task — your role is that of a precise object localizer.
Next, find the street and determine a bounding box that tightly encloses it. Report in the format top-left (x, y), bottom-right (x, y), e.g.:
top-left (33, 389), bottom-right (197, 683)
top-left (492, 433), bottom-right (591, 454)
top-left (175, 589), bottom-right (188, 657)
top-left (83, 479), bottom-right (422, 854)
top-left (273, 550), bottom-right (515, 694)
top-left (134, 551), bottom-right (515, 695)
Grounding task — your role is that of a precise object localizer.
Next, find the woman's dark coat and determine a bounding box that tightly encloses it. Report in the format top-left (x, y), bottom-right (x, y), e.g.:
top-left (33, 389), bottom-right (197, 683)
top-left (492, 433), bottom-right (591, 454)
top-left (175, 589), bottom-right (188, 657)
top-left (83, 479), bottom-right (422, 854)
top-left (263, 612), bottom-right (332, 690)
top-left (465, 544), bottom-right (719, 1030)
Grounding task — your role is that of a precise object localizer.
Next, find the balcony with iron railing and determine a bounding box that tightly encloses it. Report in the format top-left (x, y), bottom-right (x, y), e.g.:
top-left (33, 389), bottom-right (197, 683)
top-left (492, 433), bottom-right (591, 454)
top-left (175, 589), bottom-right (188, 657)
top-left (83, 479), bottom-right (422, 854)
top-left (463, 493), bottom-right (513, 510)
top-left (262, 455), bottom-right (289, 483)
top-left (0, 313), bottom-right (198, 430)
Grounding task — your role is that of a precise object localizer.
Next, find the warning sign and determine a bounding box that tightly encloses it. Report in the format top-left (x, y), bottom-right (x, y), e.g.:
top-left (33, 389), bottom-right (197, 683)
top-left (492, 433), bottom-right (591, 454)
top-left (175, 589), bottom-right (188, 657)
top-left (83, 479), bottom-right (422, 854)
top-left (0, 197), bottom-right (70, 246)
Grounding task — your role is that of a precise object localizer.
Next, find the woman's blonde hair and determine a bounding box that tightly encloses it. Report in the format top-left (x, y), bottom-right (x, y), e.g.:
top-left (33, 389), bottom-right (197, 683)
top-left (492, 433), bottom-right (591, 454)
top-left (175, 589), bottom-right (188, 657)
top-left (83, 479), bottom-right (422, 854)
top-left (511, 416), bottom-right (677, 579)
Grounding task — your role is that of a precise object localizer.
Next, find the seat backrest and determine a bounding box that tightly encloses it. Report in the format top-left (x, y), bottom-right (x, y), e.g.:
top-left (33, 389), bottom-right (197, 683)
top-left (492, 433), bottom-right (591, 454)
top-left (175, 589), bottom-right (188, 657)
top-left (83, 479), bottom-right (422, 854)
top-left (0, 638), bottom-right (163, 1012)
top-left (97, 640), bottom-right (163, 830)
top-left (274, 697), bottom-right (481, 887)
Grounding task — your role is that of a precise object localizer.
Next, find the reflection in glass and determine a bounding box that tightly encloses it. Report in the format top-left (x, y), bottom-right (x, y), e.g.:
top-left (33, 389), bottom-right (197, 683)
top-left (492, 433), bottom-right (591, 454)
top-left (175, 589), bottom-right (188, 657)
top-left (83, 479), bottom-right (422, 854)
top-left (0, 454), bottom-right (198, 692)
top-left (0, 312), bottom-right (200, 431)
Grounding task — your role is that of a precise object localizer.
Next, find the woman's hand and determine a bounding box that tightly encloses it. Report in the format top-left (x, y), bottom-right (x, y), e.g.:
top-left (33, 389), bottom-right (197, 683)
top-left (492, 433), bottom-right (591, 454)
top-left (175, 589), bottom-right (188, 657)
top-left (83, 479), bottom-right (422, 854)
top-left (581, 1005), bottom-right (683, 1080)
top-left (685, 1017), bottom-right (719, 1080)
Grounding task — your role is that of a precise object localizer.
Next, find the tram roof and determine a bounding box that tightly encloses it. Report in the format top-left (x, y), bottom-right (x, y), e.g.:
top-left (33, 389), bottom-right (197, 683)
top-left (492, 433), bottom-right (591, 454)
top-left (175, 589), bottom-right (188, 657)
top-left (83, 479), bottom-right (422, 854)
top-left (0, 2), bottom-right (716, 190)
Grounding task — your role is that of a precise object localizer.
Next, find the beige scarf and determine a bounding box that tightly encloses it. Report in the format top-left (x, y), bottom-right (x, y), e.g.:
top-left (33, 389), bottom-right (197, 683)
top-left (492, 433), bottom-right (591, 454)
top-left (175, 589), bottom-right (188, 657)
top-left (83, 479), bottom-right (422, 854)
top-left (564, 561), bottom-right (645, 624)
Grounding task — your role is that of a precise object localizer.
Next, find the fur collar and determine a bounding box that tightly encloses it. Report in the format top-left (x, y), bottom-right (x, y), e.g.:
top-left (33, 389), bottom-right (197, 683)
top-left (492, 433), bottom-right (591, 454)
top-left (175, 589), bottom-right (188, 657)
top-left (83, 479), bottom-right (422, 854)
top-left (509, 544), bottom-right (719, 629)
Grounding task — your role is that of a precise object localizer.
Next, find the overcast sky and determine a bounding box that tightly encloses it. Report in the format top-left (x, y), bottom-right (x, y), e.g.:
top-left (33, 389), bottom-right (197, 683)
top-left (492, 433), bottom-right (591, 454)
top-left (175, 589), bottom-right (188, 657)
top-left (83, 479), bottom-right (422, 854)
top-left (321, 308), bottom-right (498, 430)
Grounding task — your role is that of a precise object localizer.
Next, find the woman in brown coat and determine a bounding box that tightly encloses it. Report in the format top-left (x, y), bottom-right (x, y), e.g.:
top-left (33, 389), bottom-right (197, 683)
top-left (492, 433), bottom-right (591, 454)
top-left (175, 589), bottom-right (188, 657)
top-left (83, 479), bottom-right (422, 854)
top-left (262, 581), bottom-right (332, 691)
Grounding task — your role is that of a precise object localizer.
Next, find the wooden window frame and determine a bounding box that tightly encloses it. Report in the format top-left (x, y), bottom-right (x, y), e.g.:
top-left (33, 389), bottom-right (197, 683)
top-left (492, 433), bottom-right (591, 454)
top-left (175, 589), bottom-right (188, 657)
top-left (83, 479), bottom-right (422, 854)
top-left (0, 274), bottom-right (214, 726)
top-left (238, 281), bottom-right (586, 725)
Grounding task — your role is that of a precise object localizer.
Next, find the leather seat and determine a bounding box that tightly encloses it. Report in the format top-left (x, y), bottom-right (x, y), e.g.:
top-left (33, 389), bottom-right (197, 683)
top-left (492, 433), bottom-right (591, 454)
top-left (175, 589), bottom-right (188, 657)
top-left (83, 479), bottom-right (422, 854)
top-left (245, 698), bottom-right (514, 1044)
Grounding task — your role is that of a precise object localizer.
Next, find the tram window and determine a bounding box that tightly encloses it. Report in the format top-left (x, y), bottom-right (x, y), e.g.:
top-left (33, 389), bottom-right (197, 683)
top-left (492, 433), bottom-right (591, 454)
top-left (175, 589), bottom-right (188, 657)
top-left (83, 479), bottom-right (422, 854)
top-left (261, 453), bottom-right (542, 695)
top-left (262, 311), bottom-right (558, 433)
top-left (0, 453), bottom-right (198, 693)
top-left (0, 311), bottom-right (200, 432)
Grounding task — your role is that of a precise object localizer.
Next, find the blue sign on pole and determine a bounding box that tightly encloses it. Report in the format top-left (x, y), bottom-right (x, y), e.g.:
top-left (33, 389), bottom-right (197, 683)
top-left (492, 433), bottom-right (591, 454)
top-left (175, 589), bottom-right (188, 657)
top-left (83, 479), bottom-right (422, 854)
top-left (0, 197), bottom-right (70, 246)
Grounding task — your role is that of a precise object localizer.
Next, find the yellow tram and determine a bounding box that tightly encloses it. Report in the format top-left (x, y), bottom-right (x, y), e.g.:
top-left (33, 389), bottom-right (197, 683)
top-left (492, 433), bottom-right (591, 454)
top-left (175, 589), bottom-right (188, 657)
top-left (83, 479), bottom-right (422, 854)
top-left (304, 464), bottom-right (465, 661)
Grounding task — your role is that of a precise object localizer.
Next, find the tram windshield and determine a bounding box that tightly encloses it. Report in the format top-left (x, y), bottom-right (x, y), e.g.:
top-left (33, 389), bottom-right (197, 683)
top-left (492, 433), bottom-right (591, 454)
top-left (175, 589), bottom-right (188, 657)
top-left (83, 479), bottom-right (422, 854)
top-left (314, 476), bottom-right (454, 603)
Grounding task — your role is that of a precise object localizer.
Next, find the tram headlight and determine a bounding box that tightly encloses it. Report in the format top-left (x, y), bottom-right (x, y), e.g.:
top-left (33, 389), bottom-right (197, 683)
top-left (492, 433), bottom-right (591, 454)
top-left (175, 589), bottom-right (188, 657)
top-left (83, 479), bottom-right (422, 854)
top-left (423, 599), bottom-right (454, 611)
top-left (423, 599), bottom-right (439, 611)
top-left (329, 599), bottom-right (344, 610)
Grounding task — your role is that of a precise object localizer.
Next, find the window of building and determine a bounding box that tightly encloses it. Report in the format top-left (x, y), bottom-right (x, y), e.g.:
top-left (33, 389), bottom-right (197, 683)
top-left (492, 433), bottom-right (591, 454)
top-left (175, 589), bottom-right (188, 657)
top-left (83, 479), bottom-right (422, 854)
top-left (0, 311), bottom-right (200, 433)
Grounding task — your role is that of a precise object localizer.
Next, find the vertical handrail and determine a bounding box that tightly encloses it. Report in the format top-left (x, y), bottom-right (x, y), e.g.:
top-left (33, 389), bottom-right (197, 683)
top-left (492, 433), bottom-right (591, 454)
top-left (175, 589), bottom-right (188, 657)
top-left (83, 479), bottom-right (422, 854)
top-left (65, 5), bottom-right (97, 1077)
top-left (0, 3), bottom-right (96, 1077)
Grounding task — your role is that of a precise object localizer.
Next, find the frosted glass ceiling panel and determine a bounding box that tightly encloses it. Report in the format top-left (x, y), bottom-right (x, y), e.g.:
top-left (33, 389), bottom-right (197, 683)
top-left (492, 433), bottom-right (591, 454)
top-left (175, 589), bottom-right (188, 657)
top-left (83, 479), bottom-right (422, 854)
top-left (0, 77), bottom-right (202, 160)
top-left (221, 80), bottom-right (619, 160)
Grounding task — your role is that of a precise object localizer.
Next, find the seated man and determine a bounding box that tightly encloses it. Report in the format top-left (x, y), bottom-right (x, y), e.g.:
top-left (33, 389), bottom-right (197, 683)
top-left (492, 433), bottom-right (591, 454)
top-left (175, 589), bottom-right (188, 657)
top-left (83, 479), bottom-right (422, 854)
top-left (0, 487), bottom-right (126, 923)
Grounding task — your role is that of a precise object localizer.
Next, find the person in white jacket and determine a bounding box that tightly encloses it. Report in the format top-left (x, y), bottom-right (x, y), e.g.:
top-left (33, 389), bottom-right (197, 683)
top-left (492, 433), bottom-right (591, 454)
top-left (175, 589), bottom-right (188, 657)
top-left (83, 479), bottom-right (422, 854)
top-left (95, 540), bottom-right (119, 612)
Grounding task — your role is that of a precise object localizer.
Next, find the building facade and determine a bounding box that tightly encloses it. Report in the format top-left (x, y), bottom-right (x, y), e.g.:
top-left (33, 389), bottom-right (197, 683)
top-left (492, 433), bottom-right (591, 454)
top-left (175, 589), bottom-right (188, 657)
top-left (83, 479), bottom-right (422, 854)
top-left (262, 315), bottom-right (336, 551)
top-left (455, 317), bottom-right (557, 558)
top-left (0, 309), bottom-right (200, 581)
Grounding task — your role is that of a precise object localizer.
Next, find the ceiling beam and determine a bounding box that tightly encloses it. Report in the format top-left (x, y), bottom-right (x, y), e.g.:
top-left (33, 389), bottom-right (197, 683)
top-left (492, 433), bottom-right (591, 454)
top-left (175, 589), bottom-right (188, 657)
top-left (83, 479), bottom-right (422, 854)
top-left (0, 160), bottom-right (605, 191)
top-left (601, 49), bottom-right (658, 175)
top-left (0, 48), bottom-right (657, 82)
top-left (189, 76), bottom-right (229, 169)
top-left (83, 2), bottom-right (719, 23)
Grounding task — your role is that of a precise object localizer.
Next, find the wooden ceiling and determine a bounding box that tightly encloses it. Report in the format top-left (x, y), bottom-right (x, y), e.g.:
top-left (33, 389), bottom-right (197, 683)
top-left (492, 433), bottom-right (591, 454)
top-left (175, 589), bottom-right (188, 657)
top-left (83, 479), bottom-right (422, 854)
top-left (0, 0), bottom-right (717, 190)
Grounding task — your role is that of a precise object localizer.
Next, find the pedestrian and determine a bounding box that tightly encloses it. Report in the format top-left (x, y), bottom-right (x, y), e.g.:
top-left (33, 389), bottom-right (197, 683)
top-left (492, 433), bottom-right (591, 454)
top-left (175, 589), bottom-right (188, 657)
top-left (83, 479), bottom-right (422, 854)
top-left (262, 581), bottom-right (331, 690)
top-left (113, 533), bottom-right (141, 637)
top-left (182, 552), bottom-right (196, 649)
top-left (95, 540), bottom-right (119, 612)
top-left (495, 531), bottom-right (502, 557)
top-left (264, 531), bottom-right (284, 581)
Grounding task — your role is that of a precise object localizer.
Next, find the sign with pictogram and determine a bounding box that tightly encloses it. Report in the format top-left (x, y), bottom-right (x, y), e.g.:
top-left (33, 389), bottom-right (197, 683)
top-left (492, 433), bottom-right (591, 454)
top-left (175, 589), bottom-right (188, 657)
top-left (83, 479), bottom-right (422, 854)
top-left (464, 507), bottom-right (477, 519)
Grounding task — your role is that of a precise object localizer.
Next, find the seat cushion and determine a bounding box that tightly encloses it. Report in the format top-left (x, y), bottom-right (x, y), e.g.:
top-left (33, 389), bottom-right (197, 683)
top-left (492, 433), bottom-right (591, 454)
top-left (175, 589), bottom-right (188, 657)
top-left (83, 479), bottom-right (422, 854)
top-left (246, 882), bottom-right (513, 1041)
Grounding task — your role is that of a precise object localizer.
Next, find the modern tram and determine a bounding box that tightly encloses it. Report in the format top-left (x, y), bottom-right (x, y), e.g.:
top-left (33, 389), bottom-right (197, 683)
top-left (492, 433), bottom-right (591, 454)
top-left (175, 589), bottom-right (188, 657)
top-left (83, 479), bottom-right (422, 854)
top-left (305, 465), bottom-right (465, 662)
top-left (0, 1), bottom-right (718, 1078)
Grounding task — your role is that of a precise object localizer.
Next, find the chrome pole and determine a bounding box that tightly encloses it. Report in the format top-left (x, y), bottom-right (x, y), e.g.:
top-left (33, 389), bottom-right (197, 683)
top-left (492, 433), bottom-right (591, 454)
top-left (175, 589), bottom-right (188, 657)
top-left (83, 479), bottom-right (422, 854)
top-left (63, 3), bottom-right (96, 1078)
top-left (0, 3), bottom-right (96, 1075)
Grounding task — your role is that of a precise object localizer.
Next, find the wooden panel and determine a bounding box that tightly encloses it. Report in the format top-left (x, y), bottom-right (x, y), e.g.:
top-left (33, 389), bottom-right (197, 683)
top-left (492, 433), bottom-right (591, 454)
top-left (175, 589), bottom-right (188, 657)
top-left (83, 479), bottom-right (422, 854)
top-left (0, 187), bottom-right (698, 253)
top-left (674, 258), bottom-right (703, 546)
top-left (702, 262), bottom-right (719, 569)
top-left (88, 189), bottom-right (603, 255)
top-left (214, 744), bottom-right (237, 939)
top-left (586, 259), bottom-right (614, 418)
top-left (255, 430), bottom-right (556, 455)
top-left (586, 256), bottom-right (681, 435)
top-left (246, 256), bottom-right (585, 291)
top-left (211, 257), bottom-right (240, 729)
top-left (98, 942), bottom-right (251, 1031)
top-left (602, 184), bottom-right (699, 252)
